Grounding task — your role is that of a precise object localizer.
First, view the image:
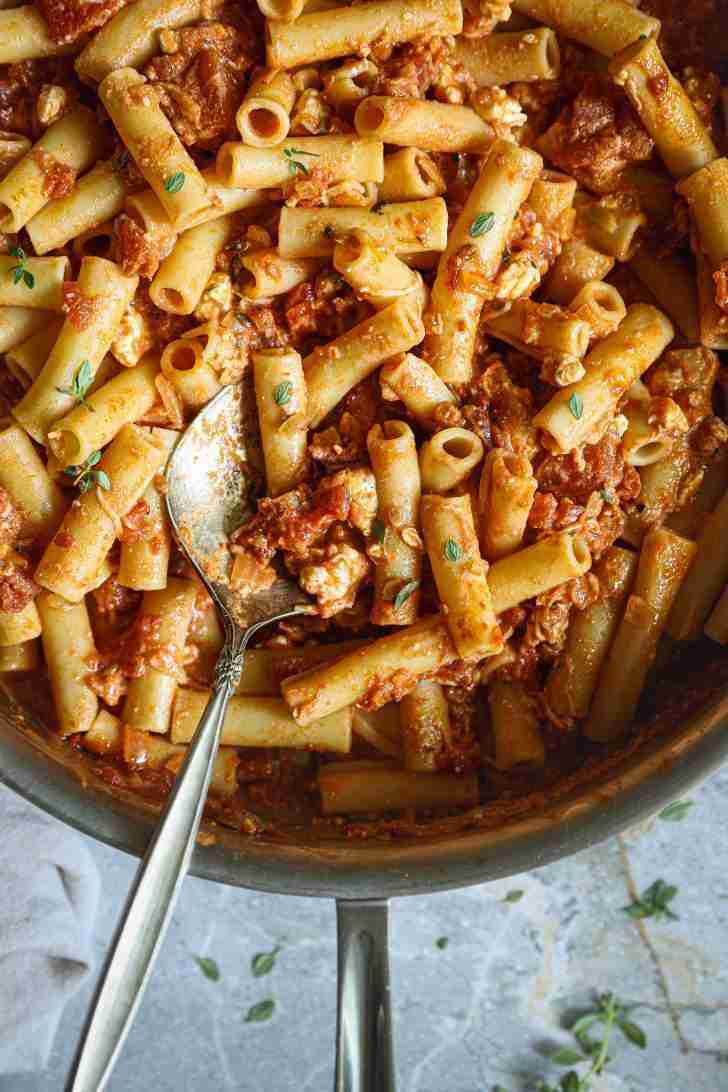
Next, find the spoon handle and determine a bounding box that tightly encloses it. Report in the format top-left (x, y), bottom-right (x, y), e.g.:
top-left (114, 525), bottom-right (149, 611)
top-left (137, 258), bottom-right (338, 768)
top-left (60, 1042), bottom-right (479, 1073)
top-left (66, 638), bottom-right (245, 1092)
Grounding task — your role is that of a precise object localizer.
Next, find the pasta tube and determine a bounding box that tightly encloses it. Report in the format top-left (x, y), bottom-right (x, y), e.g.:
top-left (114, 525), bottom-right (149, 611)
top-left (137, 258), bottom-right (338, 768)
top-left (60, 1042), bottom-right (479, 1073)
top-left (0, 308), bottom-right (52, 354)
top-left (150, 215), bottom-right (234, 315)
top-left (0, 5), bottom-right (76, 63)
top-left (123, 579), bottom-right (197, 734)
top-left (483, 300), bottom-right (591, 385)
top-left (160, 337), bottom-right (221, 412)
top-left (545, 546), bottom-right (637, 721)
top-left (118, 427), bottom-right (176, 591)
top-left (677, 157), bottom-right (728, 271)
top-left (239, 250), bottom-right (324, 299)
top-left (542, 237), bottom-right (615, 305)
top-left (667, 489), bottom-right (728, 641)
top-left (26, 160), bottom-right (128, 256)
top-left (421, 493), bottom-right (502, 660)
top-left (0, 107), bottom-right (105, 232)
top-left (568, 281), bottom-right (626, 341)
top-left (455, 28), bottom-right (560, 86)
top-left (13, 257), bottom-right (138, 443)
top-left (587, 528), bottom-right (696, 740)
top-left (47, 355), bottom-right (160, 468)
top-left (319, 760), bottom-right (478, 814)
top-left (379, 353), bottom-right (456, 427)
top-left (0, 640), bottom-right (39, 674)
top-left (333, 229), bottom-right (425, 310)
top-left (172, 690), bottom-right (352, 752)
top-left (99, 68), bottom-right (211, 229)
top-left (37, 591), bottom-right (97, 737)
top-left (367, 421), bottom-right (422, 626)
top-left (34, 425), bottom-right (167, 602)
top-left (253, 348), bottom-right (308, 497)
top-left (533, 304), bottom-right (675, 453)
top-left (400, 681), bottom-right (452, 772)
top-left (479, 450), bottom-right (536, 561)
top-left (303, 297), bottom-right (425, 427)
top-left (379, 148), bottom-right (446, 202)
top-left (216, 135), bottom-right (384, 189)
top-left (610, 37), bottom-right (717, 179)
top-left (355, 96), bottom-right (493, 153)
top-left (488, 679), bottom-right (545, 770)
top-left (424, 139), bottom-right (542, 381)
top-left (0, 255), bottom-right (69, 311)
top-left (278, 198), bottom-right (448, 258)
top-left (236, 69), bottom-right (296, 147)
top-left (0, 424), bottom-right (66, 544)
top-left (4, 320), bottom-right (63, 389)
top-left (511, 0), bottom-right (659, 57)
top-left (267, 0), bottom-right (463, 68)
top-left (418, 428), bottom-right (484, 494)
top-left (76, 0), bottom-right (214, 82)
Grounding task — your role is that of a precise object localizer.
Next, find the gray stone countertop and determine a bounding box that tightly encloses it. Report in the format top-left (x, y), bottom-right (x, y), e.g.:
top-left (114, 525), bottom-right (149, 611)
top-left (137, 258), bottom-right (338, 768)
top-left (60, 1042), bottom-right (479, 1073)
top-left (5, 767), bottom-right (728, 1092)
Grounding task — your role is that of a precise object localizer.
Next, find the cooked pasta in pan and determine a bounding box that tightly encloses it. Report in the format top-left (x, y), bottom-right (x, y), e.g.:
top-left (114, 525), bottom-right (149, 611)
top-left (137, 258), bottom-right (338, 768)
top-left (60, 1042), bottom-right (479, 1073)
top-left (0, 0), bottom-right (725, 836)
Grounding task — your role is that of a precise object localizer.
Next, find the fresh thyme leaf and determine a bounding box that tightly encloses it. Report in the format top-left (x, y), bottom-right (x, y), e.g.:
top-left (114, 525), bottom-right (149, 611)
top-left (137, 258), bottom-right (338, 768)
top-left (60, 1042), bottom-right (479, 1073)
top-left (624, 878), bottom-right (678, 921)
top-left (284, 146), bottom-right (320, 177)
top-left (9, 245), bottom-right (33, 290)
top-left (550, 1048), bottom-right (585, 1067)
top-left (560, 1072), bottom-right (580, 1092)
top-left (442, 536), bottom-right (462, 563)
top-left (393, 579), bottom-right (419, 610)
top-left (470, 211), bottom-right (495, 237)
top-left (273, 380), bottom-right (293, 407)
top-left (568, 393), bottom-right (584, 420)
top-left (617, 1019), bottom-right (647, 1048)
top-left (659, 799), bottom-right (693, 822)
top-left (503, 889), bottom-right (524, 903)
top-left (63, 451), bottom-right (109, 494)
top-left (435, 936), bottom-right (449, 950)
top-left (372, 518), bottom-right (386, 544)
top-left (194, 955), bottom-right (220, 981)
top-left (56, 359), bottom-right (95, 409)
top-left (245, 998), bottom-right (275, 1023)
top-left (164, 171), bottom-right (186, 193)
top-left (251, 946), bottom-right (281, 978)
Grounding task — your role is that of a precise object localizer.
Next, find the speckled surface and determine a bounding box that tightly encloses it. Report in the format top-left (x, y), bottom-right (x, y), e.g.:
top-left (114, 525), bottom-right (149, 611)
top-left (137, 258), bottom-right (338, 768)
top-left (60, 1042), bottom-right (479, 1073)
top-left (5, 767), bottom-right (728, 1092)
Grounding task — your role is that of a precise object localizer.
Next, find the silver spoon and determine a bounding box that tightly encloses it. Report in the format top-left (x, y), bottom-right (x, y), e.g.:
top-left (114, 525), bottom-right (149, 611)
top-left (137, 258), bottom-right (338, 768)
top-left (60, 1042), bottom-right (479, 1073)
top-left (66, 383), bottom-right (310, 1092)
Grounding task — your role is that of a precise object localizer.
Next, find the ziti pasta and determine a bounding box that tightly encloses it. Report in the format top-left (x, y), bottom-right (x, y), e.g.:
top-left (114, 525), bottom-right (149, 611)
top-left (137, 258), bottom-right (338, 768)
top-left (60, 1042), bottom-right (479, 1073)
top-left (0, 0), bottom-right (724, 833)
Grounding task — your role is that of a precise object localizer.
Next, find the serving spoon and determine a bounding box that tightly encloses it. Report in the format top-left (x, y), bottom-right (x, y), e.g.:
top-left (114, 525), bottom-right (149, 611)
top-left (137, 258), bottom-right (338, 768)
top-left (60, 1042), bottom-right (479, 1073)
top-left (66, 383), bottom-right (310, 1092)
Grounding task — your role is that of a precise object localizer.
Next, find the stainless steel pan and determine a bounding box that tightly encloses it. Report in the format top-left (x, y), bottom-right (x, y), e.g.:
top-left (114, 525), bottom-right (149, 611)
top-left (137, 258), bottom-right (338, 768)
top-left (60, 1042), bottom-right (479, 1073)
top-left (0, 643), bottom-right (726, 1091)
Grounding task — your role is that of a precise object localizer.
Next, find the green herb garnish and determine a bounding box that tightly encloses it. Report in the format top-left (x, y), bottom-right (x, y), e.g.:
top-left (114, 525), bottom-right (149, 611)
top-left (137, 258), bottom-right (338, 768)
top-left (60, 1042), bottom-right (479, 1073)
top-left (393, 579), bottom-right (419, 611)
top-left (284, 146), bottom-right (320, 176)
top-left (470, 212), bottom-right (495, 237)
top-left (503, 889), bottom-right (524, 904)
top-left (194, 956), bottom-right (220, 981)
top-left (56, 360), bottom-right (95, 410)
top-left (63, 450), bottom-right (110, 494)
top-left (659, 800), bottom-right (693, 822)
top-left (251, 946), bottom-right (281, 978)
top-left (443, 537), bottom-right (462, 562)
top-left (372, 518), bottom-right (386, 544)
top-left (273, 380), bottom-right (293, 407)
top-left (492, 992), bottom-right (646, 1092)
top-left (568, 393), bottom-right (584, 420)
top-left (436, 936), bottom-right (449, 950)
top-left (163, 171), bottom-right (186, 193)
top-left (245, 998), bottom-right (275, 1023)
top-left (624, 879), bottom-right (678, 921)
top-left (9, 246), bottom-right (34, 289)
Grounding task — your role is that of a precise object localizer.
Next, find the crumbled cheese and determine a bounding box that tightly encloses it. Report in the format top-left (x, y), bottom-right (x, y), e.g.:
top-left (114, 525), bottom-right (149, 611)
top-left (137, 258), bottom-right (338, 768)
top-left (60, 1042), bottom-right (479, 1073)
top-left (111, 303), bottom-right (154, 368)
top-left (37, 85), bottom-right (69, 128)
top-left (299, 542), bottom-right (369, 618)
top-left (194, 272), bottom-right (233, 322)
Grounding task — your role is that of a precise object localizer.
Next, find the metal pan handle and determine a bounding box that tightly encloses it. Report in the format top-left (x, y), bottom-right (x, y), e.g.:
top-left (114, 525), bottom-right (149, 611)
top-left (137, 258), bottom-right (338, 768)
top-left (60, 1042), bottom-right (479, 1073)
top-left (335, 899), bottom-right (395, 1092)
